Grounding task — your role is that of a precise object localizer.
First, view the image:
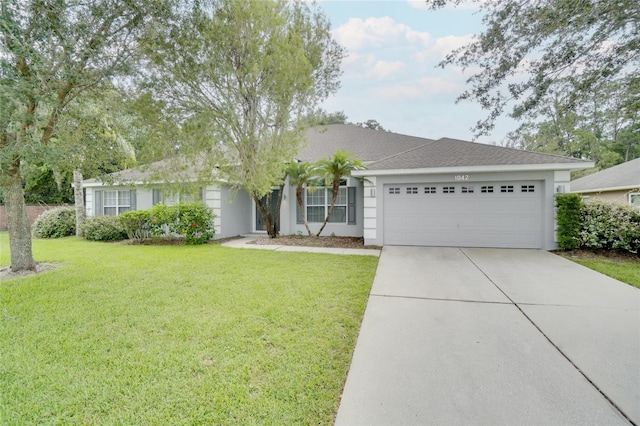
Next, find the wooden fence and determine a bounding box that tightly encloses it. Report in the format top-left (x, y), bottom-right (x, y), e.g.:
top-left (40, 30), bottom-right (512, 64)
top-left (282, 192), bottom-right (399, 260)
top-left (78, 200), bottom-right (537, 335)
top-left (0, 204), bottom-right (64, 231)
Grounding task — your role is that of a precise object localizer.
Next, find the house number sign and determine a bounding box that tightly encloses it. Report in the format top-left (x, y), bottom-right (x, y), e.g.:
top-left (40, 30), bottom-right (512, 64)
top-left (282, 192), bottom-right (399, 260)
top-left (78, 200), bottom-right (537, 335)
top-left (454, 174), bottom-right (469, 181)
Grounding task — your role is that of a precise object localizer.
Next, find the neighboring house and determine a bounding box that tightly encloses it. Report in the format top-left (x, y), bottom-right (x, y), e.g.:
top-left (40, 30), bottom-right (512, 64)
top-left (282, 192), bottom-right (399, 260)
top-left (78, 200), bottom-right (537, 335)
top-left (82, 124), bottom-right (593, 249)
top-left (570, 158), bottom-right (640, 207)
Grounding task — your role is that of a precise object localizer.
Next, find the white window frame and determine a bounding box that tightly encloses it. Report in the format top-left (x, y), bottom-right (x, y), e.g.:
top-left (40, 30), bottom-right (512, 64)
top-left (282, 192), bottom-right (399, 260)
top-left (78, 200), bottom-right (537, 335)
top-left (306, 181), bottom-right (348, 223)
top-left (629, 192), bottom-right (640, 207)
top-left (153, 187), bottom-right (203, 206)
top-left (103, 190), bottom-right (131, 216)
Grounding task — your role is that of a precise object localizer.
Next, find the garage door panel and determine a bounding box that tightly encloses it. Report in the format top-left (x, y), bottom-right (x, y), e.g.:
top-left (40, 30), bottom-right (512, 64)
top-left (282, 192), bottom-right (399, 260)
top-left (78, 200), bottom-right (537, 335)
top-left (384, 182), bottom-right (542, 248)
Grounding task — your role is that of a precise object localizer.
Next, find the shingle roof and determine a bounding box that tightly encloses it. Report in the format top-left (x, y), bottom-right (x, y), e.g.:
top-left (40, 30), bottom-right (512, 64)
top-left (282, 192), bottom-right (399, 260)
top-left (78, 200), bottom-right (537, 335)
top-left (297, 124), bottom-right (429, 163)
top-left (85, 124), bottom-right (592, 186)
top-left (83, 156), bottom-right (212, 185)
top-left (299, 124), bottom-right (589, 169)
top-left (571, 158), bottom-right (640, 192)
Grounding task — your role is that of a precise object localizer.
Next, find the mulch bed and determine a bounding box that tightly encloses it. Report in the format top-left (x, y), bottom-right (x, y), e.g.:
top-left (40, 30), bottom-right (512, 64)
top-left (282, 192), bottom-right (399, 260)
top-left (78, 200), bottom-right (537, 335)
top-left (249, 235), bottom-right (379, 249)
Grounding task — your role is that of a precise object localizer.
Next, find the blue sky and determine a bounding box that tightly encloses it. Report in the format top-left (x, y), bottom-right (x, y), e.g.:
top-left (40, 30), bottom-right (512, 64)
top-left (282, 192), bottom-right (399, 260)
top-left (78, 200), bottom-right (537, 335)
top-left (317, 0), bottom-right (514, 144)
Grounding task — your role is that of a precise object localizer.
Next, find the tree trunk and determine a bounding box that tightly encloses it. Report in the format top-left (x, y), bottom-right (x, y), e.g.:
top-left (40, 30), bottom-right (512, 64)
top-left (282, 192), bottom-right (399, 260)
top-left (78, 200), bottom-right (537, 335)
top-left (5, 160), bottom-right (37, 272)
top-left (269, 182), bottom-right (285, 238)
top-left (316, 180), bottom-right (340, 237)
top-left (296, 186), bottom-right (312, 236)
top-left (254, 195), bottom-right (275, 238)
top-left (73, 168), bottom-right (85, 237)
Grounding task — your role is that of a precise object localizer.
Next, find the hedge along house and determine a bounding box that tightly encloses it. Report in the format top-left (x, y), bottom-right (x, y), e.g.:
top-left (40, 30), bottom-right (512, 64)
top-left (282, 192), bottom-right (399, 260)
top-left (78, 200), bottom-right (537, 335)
top-left (82, 124), bottom-right (593, 249)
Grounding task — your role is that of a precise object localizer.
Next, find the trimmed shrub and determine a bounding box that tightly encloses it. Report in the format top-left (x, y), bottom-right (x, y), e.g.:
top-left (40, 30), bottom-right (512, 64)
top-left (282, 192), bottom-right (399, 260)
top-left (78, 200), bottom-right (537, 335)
top-left (579, 200), bottom-right (640, 254)
top-left (119, 210), bottom-right (152, 243)
top-left (81, 216), bottom-right (127, 242)
top-left (555, 194), bottom-right (582, 250)
top-left (149, 202), bottom-right (215, 245)
top-left (33, 206), bottom-right (76, 238)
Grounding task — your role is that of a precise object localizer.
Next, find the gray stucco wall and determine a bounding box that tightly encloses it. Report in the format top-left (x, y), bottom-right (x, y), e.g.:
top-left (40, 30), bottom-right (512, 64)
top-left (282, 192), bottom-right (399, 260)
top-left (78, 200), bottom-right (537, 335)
top-left (217, 186), bottom-right (253, 238)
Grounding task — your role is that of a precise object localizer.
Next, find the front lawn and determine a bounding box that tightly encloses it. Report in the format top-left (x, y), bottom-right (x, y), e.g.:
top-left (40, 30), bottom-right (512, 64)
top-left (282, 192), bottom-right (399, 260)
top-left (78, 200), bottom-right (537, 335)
top-left (558, 250), bottom-right (640, 288)
top-left (0, 233), bottom-right (377, 424)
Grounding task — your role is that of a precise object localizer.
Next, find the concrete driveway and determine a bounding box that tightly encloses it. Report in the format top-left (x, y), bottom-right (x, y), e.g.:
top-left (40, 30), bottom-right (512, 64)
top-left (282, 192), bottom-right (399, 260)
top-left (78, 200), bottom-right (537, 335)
top-left (335, 246), bottom-right (640, 425)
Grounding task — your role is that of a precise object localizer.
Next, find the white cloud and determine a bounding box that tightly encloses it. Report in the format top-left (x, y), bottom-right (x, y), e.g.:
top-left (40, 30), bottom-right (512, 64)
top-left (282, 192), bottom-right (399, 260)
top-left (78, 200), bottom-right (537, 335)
top-left (341, 52), bottom-right (376, 74)
top-left (418, 77), bottom-right (460, 94)
top-left (333, 16), bottom-right (431, 51)
top-left (412, 34), bottom-right (475, 62)
top-left (341, 53), bottom-right (405, 80)
top-left (369, 76), bottom-right (461, 100)
top-left (371, 60), bottom-right (405, 79)
top-left (370, 84), bottom-right (424, 100)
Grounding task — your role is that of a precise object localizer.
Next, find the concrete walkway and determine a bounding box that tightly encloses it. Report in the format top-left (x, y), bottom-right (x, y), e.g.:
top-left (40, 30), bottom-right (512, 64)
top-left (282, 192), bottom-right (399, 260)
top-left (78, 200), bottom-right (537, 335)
top-left (335, 246), bottom-right (640, 425)
top-left (221, 236), bottom-right (380, 257)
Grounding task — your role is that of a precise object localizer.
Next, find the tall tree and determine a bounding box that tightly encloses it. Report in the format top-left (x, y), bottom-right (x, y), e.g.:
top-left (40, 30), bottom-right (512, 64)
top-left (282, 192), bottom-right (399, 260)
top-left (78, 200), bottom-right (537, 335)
top-left (504, 78), bottom-right (639, 171)
top-left (1, 0), bottom-right (167, 271)
top-left (426, 0), bottom-right (640, 136)
top-left (314, 149), bottom-right (364, 237)
top-left (52, 89), bottom-right (138, 236)
top-left (356, 119), bottom-right (389, 132)
top-left (142, 0), bottom-right (344, 238)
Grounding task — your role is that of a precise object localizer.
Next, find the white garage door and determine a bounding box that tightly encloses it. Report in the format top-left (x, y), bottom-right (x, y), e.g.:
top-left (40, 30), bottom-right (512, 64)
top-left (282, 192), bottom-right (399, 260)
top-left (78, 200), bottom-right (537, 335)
top-left (383, 182), bottom-right (543, 248)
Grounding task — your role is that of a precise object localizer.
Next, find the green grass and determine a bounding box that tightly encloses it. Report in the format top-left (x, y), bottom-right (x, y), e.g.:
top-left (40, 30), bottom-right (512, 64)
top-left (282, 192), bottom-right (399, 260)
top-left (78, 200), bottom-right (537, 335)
top-left (569, 258), bottom-right (640, 288)
top-left (0, 233), bottom-right (377, 425)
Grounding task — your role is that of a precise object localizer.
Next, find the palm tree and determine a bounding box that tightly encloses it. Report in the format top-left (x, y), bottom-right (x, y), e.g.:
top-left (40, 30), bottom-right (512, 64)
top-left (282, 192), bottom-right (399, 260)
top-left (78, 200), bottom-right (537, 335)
top-left (286, 161), bottom-right (314, 236)
top-left (314, 149), bottom-right (365, 237)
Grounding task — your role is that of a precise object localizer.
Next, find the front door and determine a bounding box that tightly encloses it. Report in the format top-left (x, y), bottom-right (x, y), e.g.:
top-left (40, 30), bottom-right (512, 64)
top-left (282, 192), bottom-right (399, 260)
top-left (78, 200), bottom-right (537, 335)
top-left (255, 189), bottom-right (280, 231)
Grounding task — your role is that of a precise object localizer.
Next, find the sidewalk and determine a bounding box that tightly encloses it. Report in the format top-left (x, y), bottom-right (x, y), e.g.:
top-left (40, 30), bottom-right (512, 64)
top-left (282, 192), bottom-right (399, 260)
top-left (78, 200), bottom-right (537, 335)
top-left (220, 236), bottom-right (380, 257)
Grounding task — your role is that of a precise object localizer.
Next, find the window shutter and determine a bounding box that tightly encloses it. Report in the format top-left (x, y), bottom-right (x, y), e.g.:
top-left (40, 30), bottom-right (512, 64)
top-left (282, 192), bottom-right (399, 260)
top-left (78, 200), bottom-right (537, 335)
top-left (94, 190), bottom-right (103, 216)
top-left (347, 187), bottom-right (356, 225)
top-left (130, 190), bottom-right (137, 210)
top-left (198, 187), bottom-right (204, 201)
top-left (152, 188), bottom-right (161, 205)
top-left (296, 192), bottom-right (303, 224)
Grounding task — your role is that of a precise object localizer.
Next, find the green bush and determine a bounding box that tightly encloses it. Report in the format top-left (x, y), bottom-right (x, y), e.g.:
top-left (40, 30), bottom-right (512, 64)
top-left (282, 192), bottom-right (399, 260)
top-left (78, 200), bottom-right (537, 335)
top-left (33, 206), bottom-right (76, 238)
top-left (149, 202), bottom-right (215, 245)
top-left (81, 216), bottom-right (127, 242)
top-left (555, 194), bottom-right (582, 250)
top-left (579, 200), bottom-right (640, 254)
top-left (119, 210), bottom-right (152, 243)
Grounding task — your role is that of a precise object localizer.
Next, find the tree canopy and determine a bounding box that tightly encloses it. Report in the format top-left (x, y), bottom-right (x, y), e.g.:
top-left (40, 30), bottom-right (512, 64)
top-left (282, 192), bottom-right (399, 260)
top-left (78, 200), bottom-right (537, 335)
top-left (426, 0), bottom-right (640, 137)
top-left (1, 0), bottom-right (169, 271)
top-left (143, 0), bottom-right (344, 237)
top-left (504, 78), bottom-right (639, 173)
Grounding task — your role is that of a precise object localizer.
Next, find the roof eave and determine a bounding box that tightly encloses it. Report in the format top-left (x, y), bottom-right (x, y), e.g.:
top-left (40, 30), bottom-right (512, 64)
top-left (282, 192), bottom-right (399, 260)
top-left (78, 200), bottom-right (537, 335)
top-left (352, 162), bottom-right (595, 177)
top-left (571, 184), bottom-right (640, 193)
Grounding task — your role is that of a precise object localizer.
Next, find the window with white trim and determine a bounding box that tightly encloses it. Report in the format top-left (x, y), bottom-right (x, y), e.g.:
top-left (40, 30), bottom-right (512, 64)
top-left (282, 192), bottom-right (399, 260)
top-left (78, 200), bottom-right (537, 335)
top-left (629, 193), bottom-right (640, 207)
top-left (103, 190), bottom-right (132, 215)
top-left (406, 187), bottom-right (418, 194)
top-left (152, 187), bottom-right (203, 205)
top-left (501, 185), bottom-right (514, 193)
top-left (461, 186), bottom-right (474, 193)
top-left (481, 186), bottom-right (494, 193)
top-left (389, 187), bottom-right (401, 194)
top-left (443, 186), bottom-right (455, 194)
top-left (521, 185), bottom-right (535, 193)
top-left (306, 181), bottom-right (348, 223)
top-left (424, 186), bottom-right (436, 194)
